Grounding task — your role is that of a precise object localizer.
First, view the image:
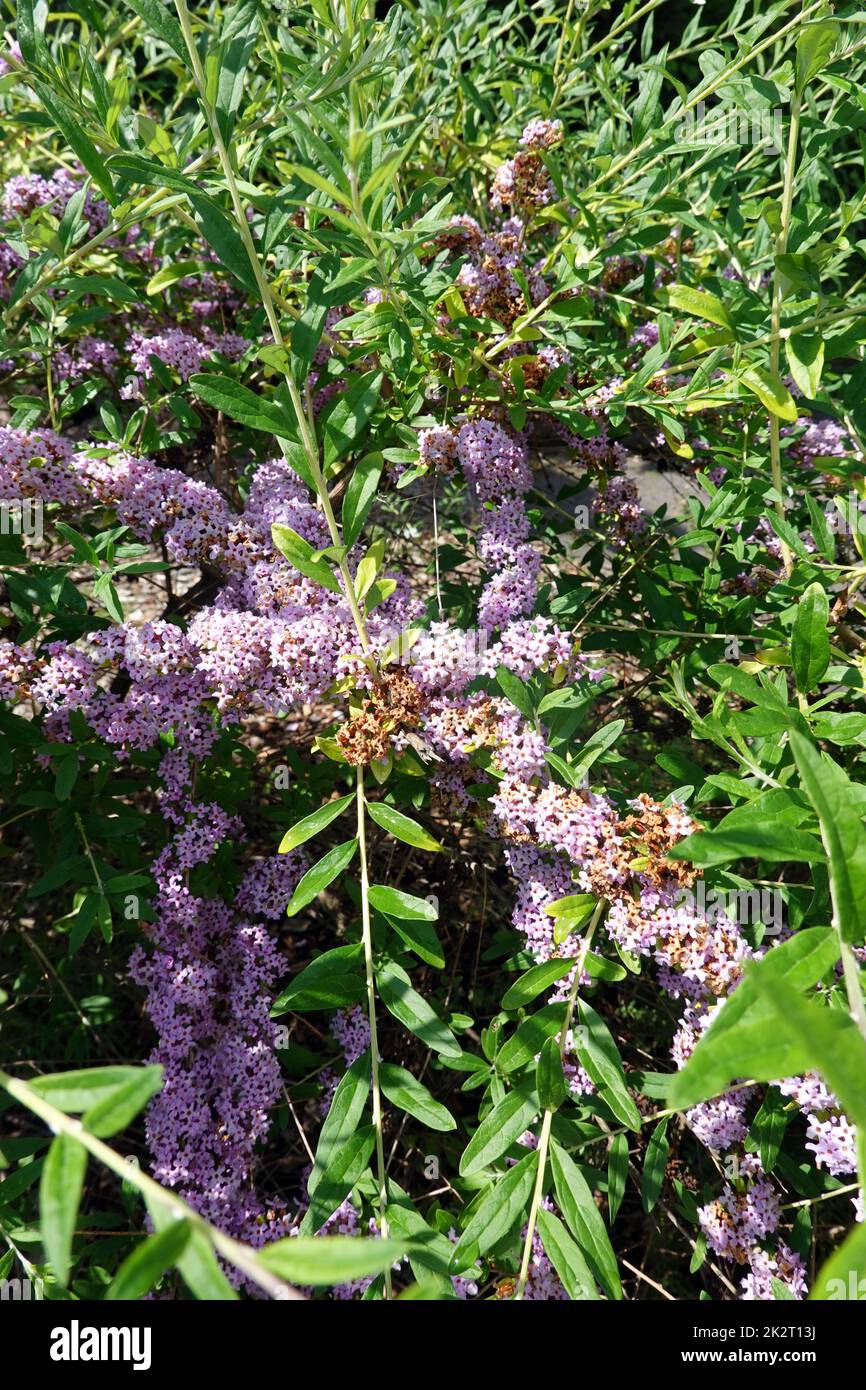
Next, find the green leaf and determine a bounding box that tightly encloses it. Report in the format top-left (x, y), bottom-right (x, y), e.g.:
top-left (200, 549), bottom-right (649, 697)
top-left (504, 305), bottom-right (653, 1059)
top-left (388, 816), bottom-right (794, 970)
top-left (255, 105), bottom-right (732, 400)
top-left (450, 1150), bottom-right (538, 1266)
top-left (791, 583), bottom-right (830, 693)
top-left (367, 884), bottom-right (438, 920)
top-left (82, 1065), bottom-right (163, 1138)
top-left (537, 1037), bottom-right (568, 1112)
top-left (670, 1015), bottom-right (807, 1111)
top-left (257, 1234), bottom-right (405, 1285)
top-left (109, 154), bottom-right (198, 196)
top-left (106, 1220), bottom-right (191, 1300)
top-left (278, 793), bottom-right (354, 853)
top-left (459, 1089), bottom-right (539, 1176)
top-left (271, 524), bottom-right (343, 594)
top-left (271, 944), bottom-right (364, 1014)
top-left (748, 968), bottom-right (866, 1130)
top-left (790, 732), bottom-right (866, 944)
top-left (495, 665), bottom-right (534, 719)
top-left (366, 803), bottom-right (442, 853)
top-left (546, 893), bottom-right (598, 946)
top-left (740, 364), bottom-right (798, 421)
top-left (502, 958), bottom-right (574, 1010)
top-left (29, 1066), bottom-right (154, 1112)
top-left (150, 1205), bottom-right (237, 1300)
top-left (537, 1206), bottom-right (599, 1299)
top-left (570, 721), bottom-right (625, 783)
top-left (796, 17), bottom-right (840, 90)
top-left (123, 0), bottom-right (187, 57)
top-left (669, 929), bottom-right (840, 1109)
top-left (387, 1191), bottom-right (474, 1297)
top-left (810, 1221), bottom-right (866, 1300)
top-left (34, 84), bottom-right (115, 203)
top-left (632, 59), bottom-right (665, 143)
top-left (189, 194), bottom-right (258, 295)
top-left (322, 372), bottom-right (383, 467)
top-left (785, 333), bottom-right (824, 398)
top-left (576, 1000), bottom-right (641, 1130)
top-left (384, 913), bottom-right (445, 970)
top-left (286, 838), bottom-right (358, 916)
top-left (215, 1), bottom-right (259, 140)
top-left (750, 1087), bottom-right (788, 1175)
top-left (40, 1133), bottom-right (87, 1288)
top-left (309, 1051), bottom-right (371, 1196)
top-left (498, 1004), bottom-right (566, 1073)
top-left (298, 1128), bottom-right (376, 1235)
top-left (342, 452), bottom-right (384, 548)
top-left (668, 824), bottom-right (826, 867)
top-left (550, 1140), bottom-right (622, 1300)
top-left (584, 952), bottom-right (627, 983)
top-left (16, 0), bottom-right (48, 66)
top-left (667, 283), bottom-right (732, 330)
top-left (641, 1118), bottom-right (669, 1213)
top-left (379, 1063), bottom-right (455, 1132)
top-left (377, 961), bottom-right (460, 1058)
top-left (188, 374), bottom-right (294, 436)
top-left (607, 1134), bottom-right (628, 1225)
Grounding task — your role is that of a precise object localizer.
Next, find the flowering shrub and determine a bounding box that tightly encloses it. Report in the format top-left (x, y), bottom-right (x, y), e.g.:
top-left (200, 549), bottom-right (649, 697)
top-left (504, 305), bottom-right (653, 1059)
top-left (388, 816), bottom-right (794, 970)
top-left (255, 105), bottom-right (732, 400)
top-left (1, 0), bottom-right (866, 1309)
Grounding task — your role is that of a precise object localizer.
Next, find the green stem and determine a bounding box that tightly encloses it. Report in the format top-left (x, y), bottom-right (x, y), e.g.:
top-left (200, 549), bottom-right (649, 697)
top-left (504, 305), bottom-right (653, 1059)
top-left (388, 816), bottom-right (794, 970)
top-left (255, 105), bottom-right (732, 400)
top-left (0, 1070), bottom-right (304, 1301)
top-left (175, 0), bottom-right (389, 1292)
top-left (172, 0), bottom-right (370, 655)
top-left (356, 769), bottom-right (392, 1298)
top-left (513, 901), bottom-right (604, 1300)
top-left (768, 74), bottom-right (804, 574)
top-left (514, 1109), bottom-right (553, 1300)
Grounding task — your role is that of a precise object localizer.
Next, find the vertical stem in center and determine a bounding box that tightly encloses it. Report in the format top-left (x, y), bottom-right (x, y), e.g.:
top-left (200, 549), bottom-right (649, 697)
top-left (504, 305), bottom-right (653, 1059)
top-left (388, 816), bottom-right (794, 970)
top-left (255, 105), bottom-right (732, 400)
top-left (768, 79), bottom-right (803, 575)
top-left (356, 768), bottom-right (392, 1298)
top-left (513, 901), bottom-right (605, 1300)
top-left (514, 1109), bottom-right (553, 1301)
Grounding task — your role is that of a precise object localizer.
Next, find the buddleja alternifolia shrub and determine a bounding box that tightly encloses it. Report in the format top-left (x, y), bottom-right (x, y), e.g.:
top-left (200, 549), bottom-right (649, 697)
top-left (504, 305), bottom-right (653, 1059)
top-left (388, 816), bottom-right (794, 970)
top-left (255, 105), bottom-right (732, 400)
top-left (0, 0), bottom-right (865, 1304)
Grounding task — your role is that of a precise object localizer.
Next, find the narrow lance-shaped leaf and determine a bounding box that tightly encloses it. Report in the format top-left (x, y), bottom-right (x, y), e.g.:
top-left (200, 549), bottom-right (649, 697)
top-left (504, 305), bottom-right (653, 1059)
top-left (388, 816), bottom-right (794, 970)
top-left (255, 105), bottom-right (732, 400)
top-left (40, 1133), bottom-right (87, 1288)
top-left (502, 958), bottom-right (575, 1010)
top-left (286, 838), bottom-right (358, 916)
top-left (272, 524), bottom-right (343, 595)
top-left (379, 1062), bottom-right (456, 1132)
top-left (368, 884), bottom-right (438, 920)
top-left (458, 1088), bottom-right (539, 1176)
top-left (377, 960), bottom-right (461, 1058)
top-left (790, 732), bottom-right (866, 944)
top-left (309, 1051), bottom-right (371, 1195)
top-left (366, 802), bottom-right (442, 853)
top-left (342, 452), bottom-right (384, 548)
top-left (450, 1150), bottom-right (538, 1267)
top-left (278, 793), bottom-right (354, 853)
top-left (298, 1126), bottom-right (376, 1236)
top-left (791, 584), bottom-right (830, 693)
top-left (550, 1140), bottom-right (622, 1300)
top-left (641, 1117), bottom-right (669, 1213)
top-left (106, 1220), bottom-right (192, 1300)
top-left (537, 1206), bottom-right (599, 1300)
top-left (81, 1065), bottom-right (163, 1138)
top-left (258, 1235), bottom-right (406, 1285)
top-left (271, 943), bottom-right (365, 1014)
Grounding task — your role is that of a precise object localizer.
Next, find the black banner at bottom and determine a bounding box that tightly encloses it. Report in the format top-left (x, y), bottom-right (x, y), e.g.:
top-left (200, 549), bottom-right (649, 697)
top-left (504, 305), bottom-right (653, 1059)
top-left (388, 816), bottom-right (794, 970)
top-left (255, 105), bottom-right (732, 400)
top-left (0, 1295), bottom-right (856, 1374)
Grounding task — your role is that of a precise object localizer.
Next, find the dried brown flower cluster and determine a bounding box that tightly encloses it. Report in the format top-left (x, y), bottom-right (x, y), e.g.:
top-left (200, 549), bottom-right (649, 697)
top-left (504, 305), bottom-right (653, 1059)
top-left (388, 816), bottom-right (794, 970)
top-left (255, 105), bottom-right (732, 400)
top-left (336, 670), bottom-right (426, 766)
top-left (618, 792), bottom-right (699, 888)
top-left (491, 150), bottom-right (553, 213)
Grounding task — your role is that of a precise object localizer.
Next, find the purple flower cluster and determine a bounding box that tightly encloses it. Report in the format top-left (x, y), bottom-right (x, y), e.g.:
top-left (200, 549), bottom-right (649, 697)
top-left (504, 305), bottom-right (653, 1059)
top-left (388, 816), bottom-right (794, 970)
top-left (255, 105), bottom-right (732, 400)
top-left (128, 810), bottom-right (304, 1261)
